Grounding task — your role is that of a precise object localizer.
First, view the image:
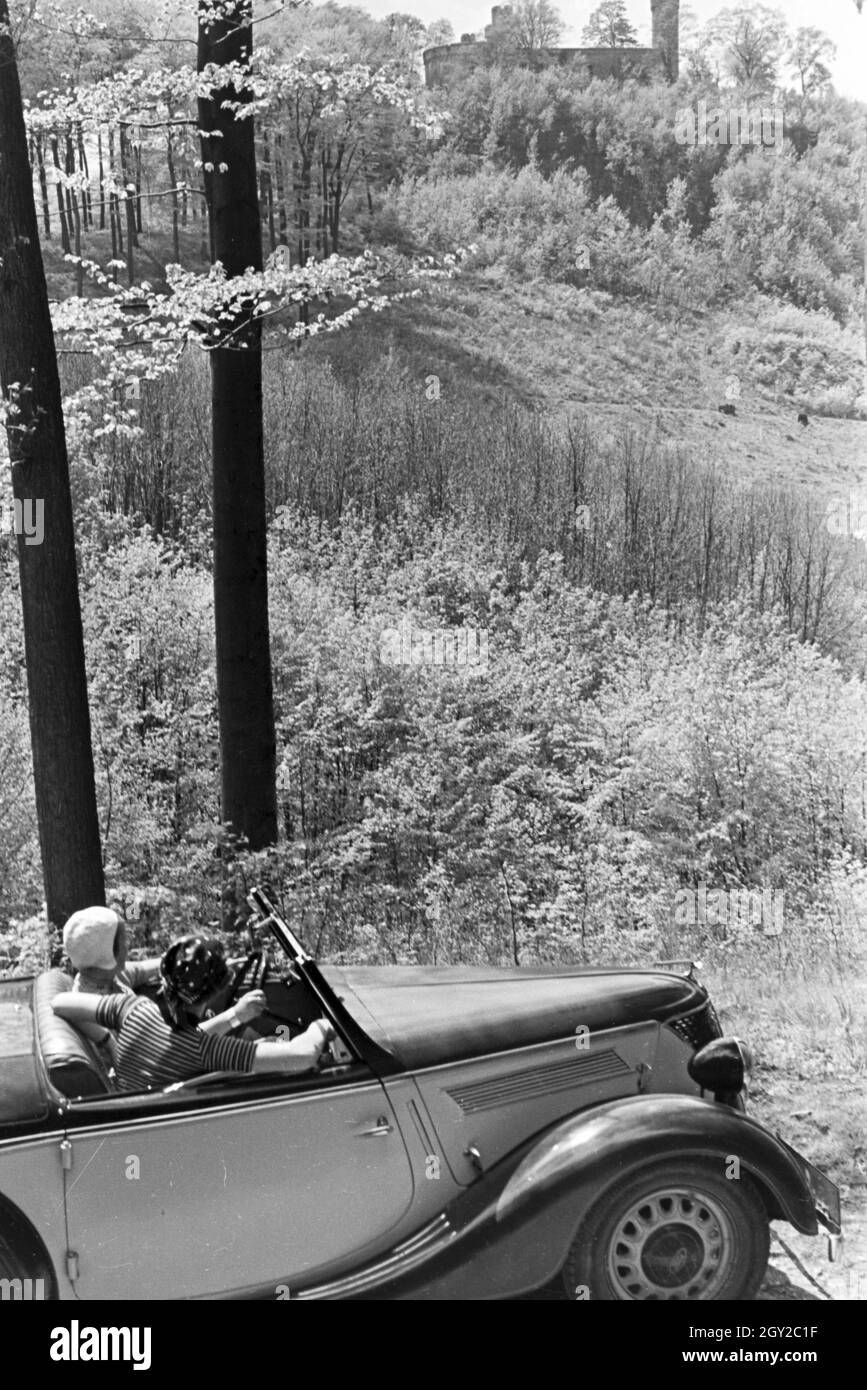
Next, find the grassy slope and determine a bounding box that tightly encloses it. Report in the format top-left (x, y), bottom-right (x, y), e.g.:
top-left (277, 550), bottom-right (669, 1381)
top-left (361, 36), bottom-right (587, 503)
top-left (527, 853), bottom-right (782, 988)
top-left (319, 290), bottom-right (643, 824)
top-left (44, 224), bottom-right (867, 492)
top-left (310, 272), bottom-right (867, 493)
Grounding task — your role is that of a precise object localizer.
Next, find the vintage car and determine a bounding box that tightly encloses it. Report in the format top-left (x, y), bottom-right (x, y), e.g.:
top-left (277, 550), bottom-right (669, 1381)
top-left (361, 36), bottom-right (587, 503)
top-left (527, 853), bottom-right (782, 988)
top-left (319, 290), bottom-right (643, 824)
top-left (0, 888), bottom-right (841, 1301)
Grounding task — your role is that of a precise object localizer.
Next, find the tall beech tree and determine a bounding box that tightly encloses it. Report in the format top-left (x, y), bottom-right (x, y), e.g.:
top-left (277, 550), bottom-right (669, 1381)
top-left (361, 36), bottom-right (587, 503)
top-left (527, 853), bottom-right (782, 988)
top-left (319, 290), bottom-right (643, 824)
top-left (197, 0), bottom-right (278, 850)
top-left (5, 9), bottom-right (450, 876)
top-left (0, 0), bottom-right (105, 923)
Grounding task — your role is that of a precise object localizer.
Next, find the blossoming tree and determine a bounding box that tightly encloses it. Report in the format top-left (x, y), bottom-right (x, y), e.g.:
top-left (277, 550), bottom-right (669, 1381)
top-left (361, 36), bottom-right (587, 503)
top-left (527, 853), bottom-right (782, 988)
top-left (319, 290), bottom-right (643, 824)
top-left (1, 0), bottom-right (458, 915)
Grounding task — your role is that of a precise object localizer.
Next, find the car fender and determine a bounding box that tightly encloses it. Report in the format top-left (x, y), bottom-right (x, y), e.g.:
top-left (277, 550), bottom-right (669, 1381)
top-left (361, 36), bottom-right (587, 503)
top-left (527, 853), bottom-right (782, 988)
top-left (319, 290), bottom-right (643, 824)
top-left (344, 1093), bottom-right (818, 1300)
top-left (495, 1092), bottom-right (817, 1235)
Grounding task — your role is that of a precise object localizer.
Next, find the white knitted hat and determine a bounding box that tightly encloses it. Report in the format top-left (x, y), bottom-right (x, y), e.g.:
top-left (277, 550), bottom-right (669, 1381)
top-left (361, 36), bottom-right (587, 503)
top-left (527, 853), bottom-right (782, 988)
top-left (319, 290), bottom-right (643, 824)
top-left (63, 907), bottom-right (120, 972)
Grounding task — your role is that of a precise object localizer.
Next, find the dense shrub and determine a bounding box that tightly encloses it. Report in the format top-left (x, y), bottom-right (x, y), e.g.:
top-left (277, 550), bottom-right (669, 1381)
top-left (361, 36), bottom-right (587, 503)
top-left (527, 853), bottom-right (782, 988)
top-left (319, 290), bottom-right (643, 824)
top-left (723, 304), bottom-right (866, 416)
top-left (2, 497), bottom-right (865, 973)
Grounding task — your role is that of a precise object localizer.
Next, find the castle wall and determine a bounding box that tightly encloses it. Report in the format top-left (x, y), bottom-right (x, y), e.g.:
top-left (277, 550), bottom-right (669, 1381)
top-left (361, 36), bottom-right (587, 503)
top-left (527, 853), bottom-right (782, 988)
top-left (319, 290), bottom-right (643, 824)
top-left (423, 42), bottom-right (488, 89)
top-left (423, 44), bottom-right (666, 89)
top-left (423, 3), bottom-right (678, 91)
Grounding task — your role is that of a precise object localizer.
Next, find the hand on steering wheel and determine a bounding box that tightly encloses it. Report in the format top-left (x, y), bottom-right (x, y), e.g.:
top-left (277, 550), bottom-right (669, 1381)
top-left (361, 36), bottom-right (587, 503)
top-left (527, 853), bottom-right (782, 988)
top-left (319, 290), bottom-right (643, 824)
top-left (233, 989), bottom-right (267, 1025)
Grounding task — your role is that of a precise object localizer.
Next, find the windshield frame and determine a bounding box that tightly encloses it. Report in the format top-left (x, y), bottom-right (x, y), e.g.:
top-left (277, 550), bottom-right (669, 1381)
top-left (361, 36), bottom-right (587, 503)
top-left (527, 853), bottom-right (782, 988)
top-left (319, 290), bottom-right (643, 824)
top-left (245, 889), bottom-right (401, 1076)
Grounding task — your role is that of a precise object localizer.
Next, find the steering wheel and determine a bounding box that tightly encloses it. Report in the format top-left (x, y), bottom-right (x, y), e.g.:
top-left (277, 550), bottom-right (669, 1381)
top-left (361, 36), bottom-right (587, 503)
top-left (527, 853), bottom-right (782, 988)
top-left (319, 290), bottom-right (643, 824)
top-left (229, 949), bottom-right (268, 1000)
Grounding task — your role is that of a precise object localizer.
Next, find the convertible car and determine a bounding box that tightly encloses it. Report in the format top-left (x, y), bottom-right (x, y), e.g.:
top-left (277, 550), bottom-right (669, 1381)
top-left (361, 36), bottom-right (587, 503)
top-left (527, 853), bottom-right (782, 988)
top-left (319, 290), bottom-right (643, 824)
top-left (0, 889), bottom-right (841, 1301)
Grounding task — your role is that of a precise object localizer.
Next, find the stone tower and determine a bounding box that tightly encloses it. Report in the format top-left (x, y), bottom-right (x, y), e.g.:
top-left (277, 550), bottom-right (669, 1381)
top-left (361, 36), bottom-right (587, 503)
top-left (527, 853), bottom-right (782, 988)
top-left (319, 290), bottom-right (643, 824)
top-left (651, 0), bottom-right (679, 81)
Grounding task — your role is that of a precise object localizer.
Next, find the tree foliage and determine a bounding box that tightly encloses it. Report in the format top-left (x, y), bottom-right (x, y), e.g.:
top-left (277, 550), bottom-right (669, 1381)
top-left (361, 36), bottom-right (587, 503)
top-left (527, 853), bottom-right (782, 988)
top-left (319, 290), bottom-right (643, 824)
top-left (511, 0), bottom-right (563, 49)
top-left (787, 27), bottom-right (836, 98)
top-left (582, 0), bottom-right (639, 48)
top-left (704, 4), bottom-right (788, 92)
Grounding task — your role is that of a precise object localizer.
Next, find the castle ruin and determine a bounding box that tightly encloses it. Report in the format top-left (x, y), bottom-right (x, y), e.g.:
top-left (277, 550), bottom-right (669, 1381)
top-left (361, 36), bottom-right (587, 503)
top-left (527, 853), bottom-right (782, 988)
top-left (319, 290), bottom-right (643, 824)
top-left (423, 2), bottom-right (680, 90)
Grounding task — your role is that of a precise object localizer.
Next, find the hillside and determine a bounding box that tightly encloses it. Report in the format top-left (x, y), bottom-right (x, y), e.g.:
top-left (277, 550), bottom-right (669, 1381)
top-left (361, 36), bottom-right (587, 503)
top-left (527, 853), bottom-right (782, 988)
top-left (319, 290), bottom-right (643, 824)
top-left (42, 215), bottom-right (866, 498)
top-left (308, 272), bottom-right (867, 493)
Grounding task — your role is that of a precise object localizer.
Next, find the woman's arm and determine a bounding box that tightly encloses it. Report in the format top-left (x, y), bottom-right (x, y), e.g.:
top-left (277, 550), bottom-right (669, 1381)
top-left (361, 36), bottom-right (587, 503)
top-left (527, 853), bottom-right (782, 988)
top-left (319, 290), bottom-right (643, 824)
top-left (198, 1008), bottom-right (239, 1038)
top-left (250, 1020), bottom-right (335, 1075)
top-left (52, 992), bottom-right (105, 1025)
top-left (198, 990), bottom-right (266, 1038)
top-left (124, 958), bottom-right (162, 989)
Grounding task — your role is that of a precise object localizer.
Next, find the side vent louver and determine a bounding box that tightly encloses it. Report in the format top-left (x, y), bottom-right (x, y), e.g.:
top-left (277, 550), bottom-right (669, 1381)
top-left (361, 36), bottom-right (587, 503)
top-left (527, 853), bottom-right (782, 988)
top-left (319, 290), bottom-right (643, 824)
top-left (446, 1049), bottom-right (633, 1114)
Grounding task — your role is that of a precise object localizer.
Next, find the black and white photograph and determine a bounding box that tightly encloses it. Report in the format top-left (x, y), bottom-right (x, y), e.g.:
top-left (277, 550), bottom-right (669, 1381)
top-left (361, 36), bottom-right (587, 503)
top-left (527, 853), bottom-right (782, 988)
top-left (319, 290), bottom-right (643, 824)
top-left (0, 0), bottom-right (865, 1344)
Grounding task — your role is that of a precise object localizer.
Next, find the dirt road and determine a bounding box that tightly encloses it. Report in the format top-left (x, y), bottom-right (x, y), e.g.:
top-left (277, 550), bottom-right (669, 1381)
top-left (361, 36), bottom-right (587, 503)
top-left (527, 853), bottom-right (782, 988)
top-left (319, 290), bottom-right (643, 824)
top-left (761, 1205), bottom-right (867, 1301)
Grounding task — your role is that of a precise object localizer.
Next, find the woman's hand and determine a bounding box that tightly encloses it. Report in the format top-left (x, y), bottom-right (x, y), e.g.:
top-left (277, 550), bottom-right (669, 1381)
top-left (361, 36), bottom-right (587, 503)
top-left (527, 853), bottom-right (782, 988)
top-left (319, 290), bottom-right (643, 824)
top-left (251, 1017), bottom-right (338, 1075)
top-left (307, 1018), bottom-right (337, 1051)
top-left (233, 990), bottom-right (267, 1025)
top-left (198, 990), bottom-right (267, 1037)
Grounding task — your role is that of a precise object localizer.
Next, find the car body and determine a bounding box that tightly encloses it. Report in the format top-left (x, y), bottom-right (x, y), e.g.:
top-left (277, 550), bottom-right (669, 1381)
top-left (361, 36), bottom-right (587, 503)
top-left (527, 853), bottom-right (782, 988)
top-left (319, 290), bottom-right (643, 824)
top-left (0, 889), bottom-right (841, 1301)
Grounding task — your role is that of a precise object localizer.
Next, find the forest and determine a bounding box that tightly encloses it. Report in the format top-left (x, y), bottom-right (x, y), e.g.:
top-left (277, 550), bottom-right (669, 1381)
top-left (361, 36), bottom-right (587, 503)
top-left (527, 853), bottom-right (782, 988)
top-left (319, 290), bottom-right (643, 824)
top-left (0, 0), bottom-right (863, 1004)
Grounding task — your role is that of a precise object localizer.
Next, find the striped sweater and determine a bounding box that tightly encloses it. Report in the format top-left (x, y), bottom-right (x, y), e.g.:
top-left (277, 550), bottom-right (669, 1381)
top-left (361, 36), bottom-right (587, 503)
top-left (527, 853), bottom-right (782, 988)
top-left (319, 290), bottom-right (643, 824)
top-left (95, 993), bottom-right (257, 1093)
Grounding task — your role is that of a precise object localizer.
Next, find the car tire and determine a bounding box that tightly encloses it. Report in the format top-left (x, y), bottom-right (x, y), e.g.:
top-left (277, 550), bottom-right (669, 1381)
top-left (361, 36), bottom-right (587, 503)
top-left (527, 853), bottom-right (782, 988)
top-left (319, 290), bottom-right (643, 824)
top-left (562, 1159), bottom-right (770, 1301)
top-left (0, 1200), bottom-right (54, 1297)
top-left (0, 1228), bottom-right (31, 1282)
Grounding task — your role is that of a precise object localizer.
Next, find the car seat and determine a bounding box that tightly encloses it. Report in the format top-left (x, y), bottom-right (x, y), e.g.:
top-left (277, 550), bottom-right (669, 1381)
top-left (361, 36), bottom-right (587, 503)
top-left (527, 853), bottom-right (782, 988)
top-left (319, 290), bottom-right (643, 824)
top-left (32, 969), bottom-right (114, 1098)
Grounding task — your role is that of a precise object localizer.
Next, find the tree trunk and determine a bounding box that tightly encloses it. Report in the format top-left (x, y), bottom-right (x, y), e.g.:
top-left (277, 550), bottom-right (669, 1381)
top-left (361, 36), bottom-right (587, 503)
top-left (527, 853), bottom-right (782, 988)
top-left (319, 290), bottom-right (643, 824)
top-left (50, 136), bottom-right (70, 254)
top-left (261, 125), bottom-right (276, 252)
top-left (0, 1), bottom-right (105, 925)
top-left (200, 194), bottom-right (209, 261)
top-left (63, 131), bottom-right (76, 268)
top-left (274, 130), bottom-right (288, 245)
top-left (197, 0), bottom-right (277, 851)
top-left (123, 192), bottom-right (135, 285)
top-left (134, 141), bottom-right (143, 235)
top-left (77, 128), bottom-right (91, 230)
top-left (97, 127), bottom-right (105, 230)
top-left (317, 147), bottom-right (327, 258)
top-left (66, 134), bottom-right (83, 297)
top-left (119, 122), bottom-right (138, 283)
top-left (72, 187), bottom-right (83, 296)
top-left (109, 126), bottom-right (123, 259)
top-left (166, 129), bottom-right (181, 264)
top-left (35, 135), bottom-right (51, 237)
top-left (329, 147), bottom-right (344, 255)
top-left (296, 151), bottom-right (312, 266)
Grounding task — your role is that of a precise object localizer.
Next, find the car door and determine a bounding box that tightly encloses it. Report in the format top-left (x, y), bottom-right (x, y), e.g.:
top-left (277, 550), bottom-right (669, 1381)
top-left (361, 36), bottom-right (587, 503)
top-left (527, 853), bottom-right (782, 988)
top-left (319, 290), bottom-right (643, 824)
top-left (61, 1071), bottom-right (414, 1299)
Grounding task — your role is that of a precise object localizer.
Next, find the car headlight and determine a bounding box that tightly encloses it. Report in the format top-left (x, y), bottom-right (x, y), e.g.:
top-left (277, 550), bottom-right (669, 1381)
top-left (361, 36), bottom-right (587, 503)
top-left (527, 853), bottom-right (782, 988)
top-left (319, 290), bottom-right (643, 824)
top-left (687, 1036), bottom-right (753, 1098)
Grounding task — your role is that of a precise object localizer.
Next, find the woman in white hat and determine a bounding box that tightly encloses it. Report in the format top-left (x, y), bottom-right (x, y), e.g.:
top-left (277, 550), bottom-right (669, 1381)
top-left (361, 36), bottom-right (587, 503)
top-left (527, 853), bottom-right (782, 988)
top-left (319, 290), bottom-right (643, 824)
top-left (62, 906), bottom-right (161, 995)
top-left (61, 906), bottom-right (161, 1048)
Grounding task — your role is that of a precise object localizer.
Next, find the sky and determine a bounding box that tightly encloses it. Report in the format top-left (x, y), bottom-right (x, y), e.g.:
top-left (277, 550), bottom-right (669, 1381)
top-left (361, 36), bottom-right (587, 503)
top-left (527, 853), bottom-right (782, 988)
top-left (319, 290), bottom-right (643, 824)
top-left (356, 0), bottom-right (867, 100)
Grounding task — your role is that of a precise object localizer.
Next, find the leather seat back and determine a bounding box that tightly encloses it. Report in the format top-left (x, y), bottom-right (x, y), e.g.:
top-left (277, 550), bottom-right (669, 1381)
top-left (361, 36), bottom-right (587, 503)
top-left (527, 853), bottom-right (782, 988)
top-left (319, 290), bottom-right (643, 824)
top-left (33, 970), bottom-right (112, 1098)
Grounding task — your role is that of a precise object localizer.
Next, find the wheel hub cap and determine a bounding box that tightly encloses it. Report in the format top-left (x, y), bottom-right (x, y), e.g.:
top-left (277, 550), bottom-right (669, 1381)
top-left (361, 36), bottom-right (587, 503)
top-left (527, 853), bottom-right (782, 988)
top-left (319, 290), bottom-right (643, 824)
top-left (607, 1187), bottom-right (733, 1300)
top-left (641, 1224), bottom-right (705, 1286)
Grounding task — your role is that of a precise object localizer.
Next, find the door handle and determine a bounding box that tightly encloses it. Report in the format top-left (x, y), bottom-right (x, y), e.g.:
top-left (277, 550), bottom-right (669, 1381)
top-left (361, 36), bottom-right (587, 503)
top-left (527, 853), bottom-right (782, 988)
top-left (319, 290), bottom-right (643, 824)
top-left (356, 1116), bottom-right (392, 1138)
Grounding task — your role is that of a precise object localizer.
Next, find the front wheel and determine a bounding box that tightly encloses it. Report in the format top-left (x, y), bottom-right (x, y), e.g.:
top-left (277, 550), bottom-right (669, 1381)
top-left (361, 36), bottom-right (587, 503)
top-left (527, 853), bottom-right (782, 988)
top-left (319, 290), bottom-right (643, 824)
top-left (562, 1160), bottom-right (770, 1301)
